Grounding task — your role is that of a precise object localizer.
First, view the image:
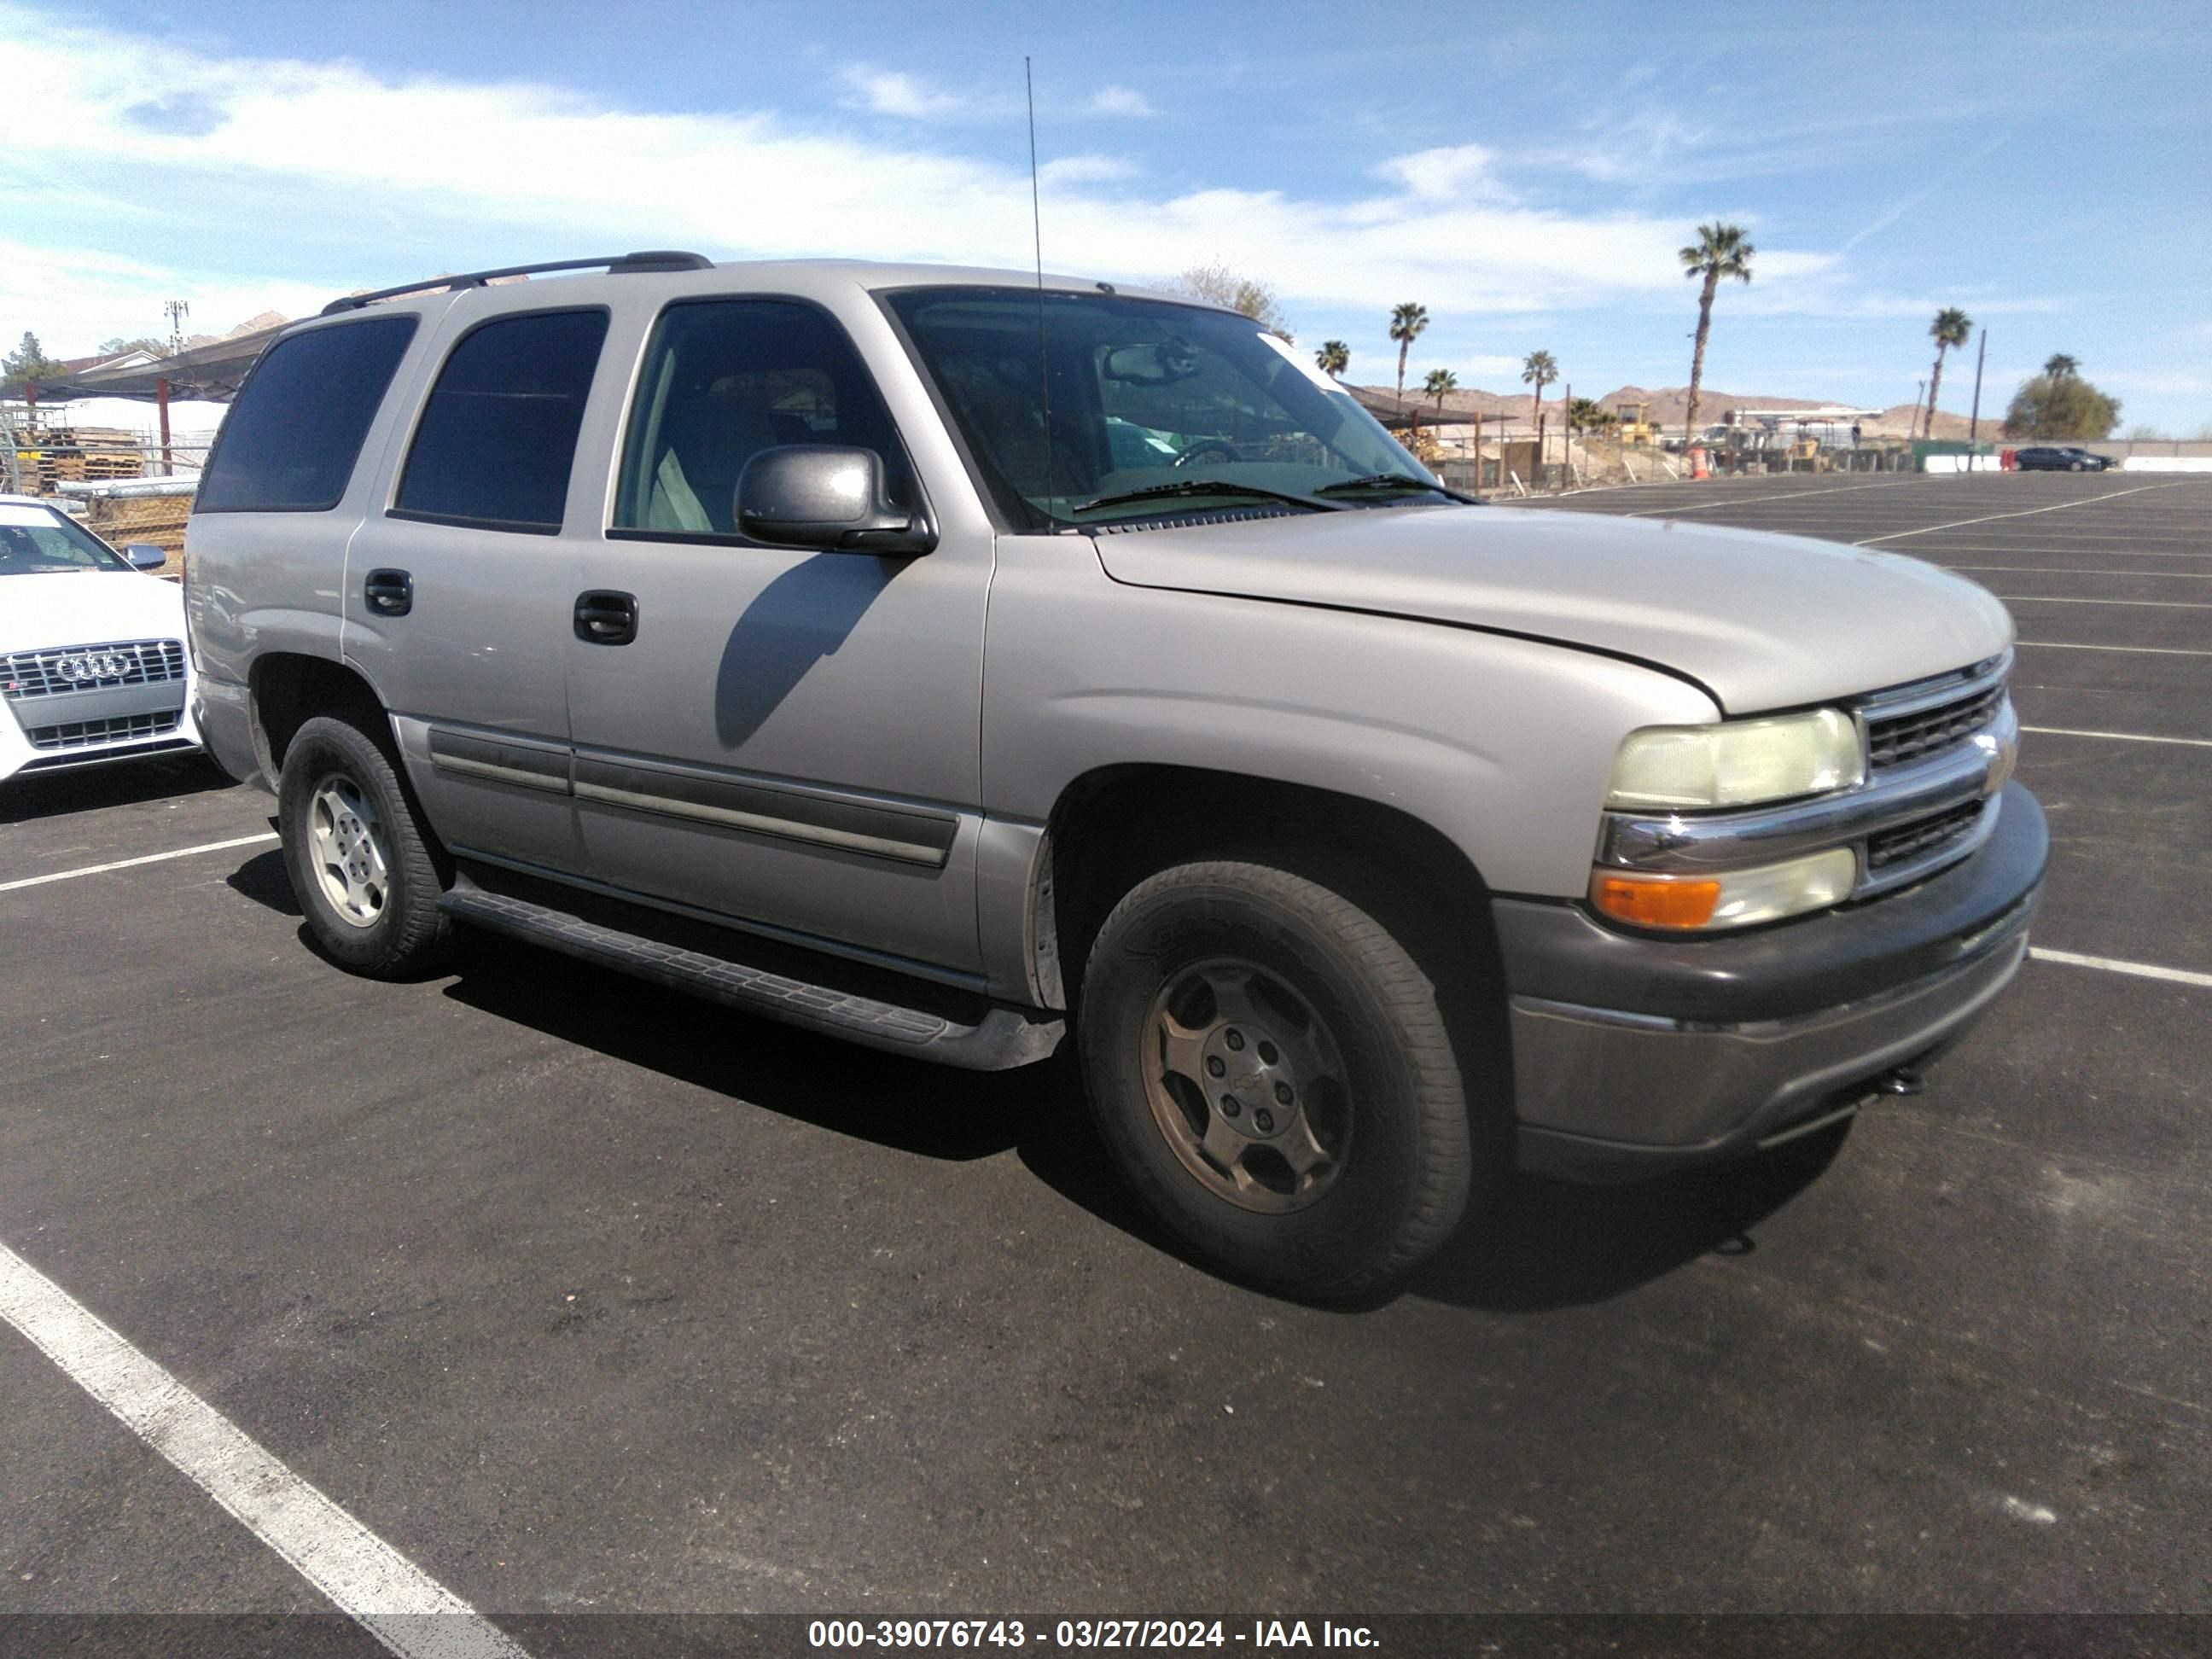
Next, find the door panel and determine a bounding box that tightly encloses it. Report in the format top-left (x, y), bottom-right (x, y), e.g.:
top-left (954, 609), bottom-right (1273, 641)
top-left (567, 295), bottom-right (989, 976)
top-left (341, 303), bottom-right (608, 872)
top-left (345, 515), bottom-right (586, 874)
top-left (567, 540), bottom-right (987, 974)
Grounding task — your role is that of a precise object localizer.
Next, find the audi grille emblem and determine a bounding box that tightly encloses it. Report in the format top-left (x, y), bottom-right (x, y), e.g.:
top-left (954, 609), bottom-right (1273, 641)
top-left (54, 651), bottom-right (131, 684)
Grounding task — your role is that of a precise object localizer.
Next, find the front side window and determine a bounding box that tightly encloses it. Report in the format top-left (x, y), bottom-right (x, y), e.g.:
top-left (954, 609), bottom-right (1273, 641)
top-left (393, 307), bottom-right (610, 533)
top-left (882, 288), bottom-right (1443, 529)
top-left (0, 506), bottom-right (131, 574)
top-left (197, 315), bottom-right (417, 513)
top-left (614, 299), bottom-right (913, 538)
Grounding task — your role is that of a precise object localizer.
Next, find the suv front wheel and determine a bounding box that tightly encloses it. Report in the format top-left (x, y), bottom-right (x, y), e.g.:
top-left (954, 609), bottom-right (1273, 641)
top-left (1077, 859), bottom-right (1485, 1302)
top-left (277, 714), bottom-right (452, 977)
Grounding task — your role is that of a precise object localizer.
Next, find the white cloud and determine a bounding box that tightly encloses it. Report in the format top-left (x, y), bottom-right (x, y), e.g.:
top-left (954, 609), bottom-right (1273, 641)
top-left (1088, 85), bottom-right (1157, 118)
top-left (1038, 154), bottom-right (1139, 187)
top-left (0, 5), bottom-right (1880, 353)
top-left (1372, 144), bottom-right (1509, 203)
top-left (837, 66), bottom-right (968, 119)
top-left (0, 236), bottom-right (329, 362)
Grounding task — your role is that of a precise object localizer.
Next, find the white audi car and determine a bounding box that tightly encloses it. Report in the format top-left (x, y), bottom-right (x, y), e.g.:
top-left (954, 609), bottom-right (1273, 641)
top-left (1, 494), bottom-right (201, 783)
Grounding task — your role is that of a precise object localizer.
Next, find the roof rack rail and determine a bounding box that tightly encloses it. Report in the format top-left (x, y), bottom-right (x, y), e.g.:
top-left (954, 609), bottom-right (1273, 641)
top-left (320, 251), bottom-right (713, 315)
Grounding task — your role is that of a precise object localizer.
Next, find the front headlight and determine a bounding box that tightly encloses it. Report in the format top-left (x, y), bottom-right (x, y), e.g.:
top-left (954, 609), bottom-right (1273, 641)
top-left (1605, 708), bottom-right (1865, 810)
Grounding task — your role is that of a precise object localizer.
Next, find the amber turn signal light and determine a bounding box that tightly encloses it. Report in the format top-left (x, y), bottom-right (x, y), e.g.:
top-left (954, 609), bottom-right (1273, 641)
top-left (1590, 871), bottom-right (1724, 929)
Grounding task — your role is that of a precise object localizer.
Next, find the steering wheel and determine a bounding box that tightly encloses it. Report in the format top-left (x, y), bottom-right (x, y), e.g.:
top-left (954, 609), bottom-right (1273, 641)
top-left (1172, 438), bottom-right (1242, 469)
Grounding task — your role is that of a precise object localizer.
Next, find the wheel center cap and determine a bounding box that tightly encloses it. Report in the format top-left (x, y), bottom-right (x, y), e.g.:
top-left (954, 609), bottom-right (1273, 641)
top-left (1202, 1027), bottom-right (1298, 1140)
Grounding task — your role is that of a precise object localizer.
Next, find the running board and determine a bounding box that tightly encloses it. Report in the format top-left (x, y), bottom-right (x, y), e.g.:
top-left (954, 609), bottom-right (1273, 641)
top-left (439, 885), bottom-right (1062, 1071)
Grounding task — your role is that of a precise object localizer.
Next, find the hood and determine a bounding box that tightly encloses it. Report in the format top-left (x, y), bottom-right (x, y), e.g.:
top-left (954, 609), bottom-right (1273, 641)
top-left (0, 571), bottom-right (188, 655)
top-left (1087, 504), bottom-right (2014, 713)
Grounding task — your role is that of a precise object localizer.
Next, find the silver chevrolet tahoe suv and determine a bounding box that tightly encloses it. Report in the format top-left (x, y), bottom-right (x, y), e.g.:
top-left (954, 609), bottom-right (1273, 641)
top-left (186, 252), bottom-right (2045, 1300)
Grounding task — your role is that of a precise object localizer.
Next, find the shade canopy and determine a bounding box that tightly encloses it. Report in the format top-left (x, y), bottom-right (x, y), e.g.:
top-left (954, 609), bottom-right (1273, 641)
top-left (38, 322), bottom-right (289, 404)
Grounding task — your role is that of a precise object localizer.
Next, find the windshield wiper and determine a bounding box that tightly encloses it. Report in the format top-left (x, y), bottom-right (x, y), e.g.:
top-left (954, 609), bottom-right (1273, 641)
top-left (1070, 479), bottom-right (1343, 517)
top-left (1313, 474), bottom-right (1481, 505)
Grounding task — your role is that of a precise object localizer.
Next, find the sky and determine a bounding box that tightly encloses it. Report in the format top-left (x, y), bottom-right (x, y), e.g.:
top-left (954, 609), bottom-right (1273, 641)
top-left (3, 0), bottom-right (2209, 432)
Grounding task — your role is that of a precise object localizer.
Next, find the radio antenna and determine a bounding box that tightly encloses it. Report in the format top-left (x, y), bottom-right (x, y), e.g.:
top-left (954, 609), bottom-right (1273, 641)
top-left (1026, 55), bottom-right (1057, 525)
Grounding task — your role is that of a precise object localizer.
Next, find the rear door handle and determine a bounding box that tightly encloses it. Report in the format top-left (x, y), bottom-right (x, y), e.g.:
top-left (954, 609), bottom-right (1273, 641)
top-left (574, 590), bottom-right (638, 646)
top-left (364, 568), bottom-right (412, 616)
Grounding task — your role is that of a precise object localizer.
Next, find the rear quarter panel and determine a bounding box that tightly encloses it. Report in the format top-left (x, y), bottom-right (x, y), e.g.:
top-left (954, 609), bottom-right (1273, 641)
top-left (183, 303), bottom-right (457, 785)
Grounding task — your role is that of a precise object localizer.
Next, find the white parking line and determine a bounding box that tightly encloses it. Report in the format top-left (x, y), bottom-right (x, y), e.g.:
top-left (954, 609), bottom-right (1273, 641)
top-left (1851, 482), bottom-right (2193, 544)
top-left (1623, 480), bottom-right (1912, 516)
top-left (0, 832), bottom-right (278, 894)
top-left (1917, 547), bottom-right (2212, 558)
top-left (1942, 566), bottom-right (2212, 579)
top-left (2021, 725), bottom-right (2212, 748)
top-left (1995, 597), bottom-right (2212, 608)
top-left (0, 1241), bottom-right (531, 1659)
top-left (2016, 641), bottom-right (2212, 656)
top-left (2029, 948), bottom-right (2212, 990)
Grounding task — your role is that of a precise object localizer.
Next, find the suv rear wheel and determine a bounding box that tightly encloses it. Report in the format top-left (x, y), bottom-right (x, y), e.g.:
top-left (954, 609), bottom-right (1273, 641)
top-left (1076, 859), bottom-right (1486, 1302)
top-left (277, 714), bottom-right (451, 977)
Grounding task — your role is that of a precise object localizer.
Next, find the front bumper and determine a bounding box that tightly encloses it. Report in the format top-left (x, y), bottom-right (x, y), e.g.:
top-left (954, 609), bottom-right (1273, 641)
top-left (0, 674), bottom-right (202, 783)
top-left (1499, 783), bottom-right (2046, 1180)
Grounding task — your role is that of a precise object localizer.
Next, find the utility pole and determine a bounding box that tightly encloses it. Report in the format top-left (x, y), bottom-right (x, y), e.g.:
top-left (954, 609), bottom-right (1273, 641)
top-left (163, 300), bottom-right (190, 356)
top-left (1916, 380), bottom-right (1927, 441)
top-left (1967, 329), bottom-right (1988, 449)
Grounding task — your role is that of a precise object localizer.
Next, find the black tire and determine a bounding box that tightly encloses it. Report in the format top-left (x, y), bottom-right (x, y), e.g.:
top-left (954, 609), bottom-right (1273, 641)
top-left (277, 713), bottom-right (452, 977)
top-left (1076, 859), bottom-right (1487, 1302)
top-left (2069, 460), bottom-right (2085, 471)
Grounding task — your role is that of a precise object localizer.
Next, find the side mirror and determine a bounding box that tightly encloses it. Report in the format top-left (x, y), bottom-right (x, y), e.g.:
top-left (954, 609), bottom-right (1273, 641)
top-left (123, 544), bottom-right (169, 570)
top-left (735, 445), bottom-right (935, 556)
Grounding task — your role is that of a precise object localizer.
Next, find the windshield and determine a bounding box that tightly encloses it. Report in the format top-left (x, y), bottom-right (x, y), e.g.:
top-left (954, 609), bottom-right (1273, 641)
top-left (0, 507), bottom-right (131, 575)
top-left (884, 287), bottom-right (1445, 528)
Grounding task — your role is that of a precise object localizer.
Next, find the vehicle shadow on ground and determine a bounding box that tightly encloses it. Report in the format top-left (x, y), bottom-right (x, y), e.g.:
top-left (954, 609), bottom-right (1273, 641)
top-left (215, 865), bottom-right (1844, 1312)
top-left (437, 925), bottom-right (1850, 1313)
top-left (1408, 1125), bottom-right (1849, 1312)
top-left (439, 934), bottom-right (1094, 1168)
top-left (228, 847), bottom-right (301, 916)
top-left (0, 755), bottom-right (234, 824)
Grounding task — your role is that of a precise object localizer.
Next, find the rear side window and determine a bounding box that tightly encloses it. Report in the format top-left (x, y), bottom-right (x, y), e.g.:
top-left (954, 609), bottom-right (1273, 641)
top-left (393, 308), bottom-right (609, 534)
top-left (196, 317), bottom-right (417, 513)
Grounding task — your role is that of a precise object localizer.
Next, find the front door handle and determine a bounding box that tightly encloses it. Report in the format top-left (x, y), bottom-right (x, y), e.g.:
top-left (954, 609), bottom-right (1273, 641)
top-left (574, 590), bottom-right (638, 645)
top-left (364, 568), bottom-right (412, 616)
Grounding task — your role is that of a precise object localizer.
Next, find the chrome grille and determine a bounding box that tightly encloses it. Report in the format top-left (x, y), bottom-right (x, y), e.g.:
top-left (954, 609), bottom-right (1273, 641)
top-left (1866, 799), bottom-right (1986, 871)
top-left (23, 710), bottom-right (184, 751)
top-left (1865, 667), bottom-right (2008, 771)
top-left (3, 639), bottom-right (186, 701)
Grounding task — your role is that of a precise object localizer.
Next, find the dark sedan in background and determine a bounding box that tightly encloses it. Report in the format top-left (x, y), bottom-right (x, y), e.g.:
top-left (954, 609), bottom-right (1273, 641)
top-left (2014, 445), bottom-right (2116, 471)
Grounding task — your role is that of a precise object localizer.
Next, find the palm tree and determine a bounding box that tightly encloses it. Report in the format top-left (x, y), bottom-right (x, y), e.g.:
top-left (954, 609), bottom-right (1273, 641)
top-left (1315, 340), bottom-right (1349, 381)
top-left (1567, 396), bottom-right (1613, 434)
top-left (1388, 303), bottom-right (1429, 404)
top-left (1423, 367), bottom-right (1458, 418)
top-left (1922, 308), bottom-right (1972, 439)
top-left (2043, 353), bottom-right (2080, 380)
top-left (1679, 222), bottom-right (1755, 447)
top-left (1521, 350), bottom-right (1558, 435)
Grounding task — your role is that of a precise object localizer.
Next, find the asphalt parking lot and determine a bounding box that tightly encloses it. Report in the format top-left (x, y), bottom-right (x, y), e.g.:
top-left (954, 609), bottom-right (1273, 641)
top-left (3, 473), bottom-right (2207, 1641)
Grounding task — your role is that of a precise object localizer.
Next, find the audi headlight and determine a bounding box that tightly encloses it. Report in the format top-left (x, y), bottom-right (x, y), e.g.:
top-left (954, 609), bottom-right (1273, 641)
top-left (1605, 708), bottom-right (1865, 810)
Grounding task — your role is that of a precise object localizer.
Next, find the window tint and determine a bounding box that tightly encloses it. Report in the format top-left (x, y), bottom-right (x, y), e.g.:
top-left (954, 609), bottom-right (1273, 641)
top-left (196, 316), bottom-right (416, 513)
top-left (394, 308), bottom-right (609, 533)
top-left (614, 300), bottom-right (911, 536)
